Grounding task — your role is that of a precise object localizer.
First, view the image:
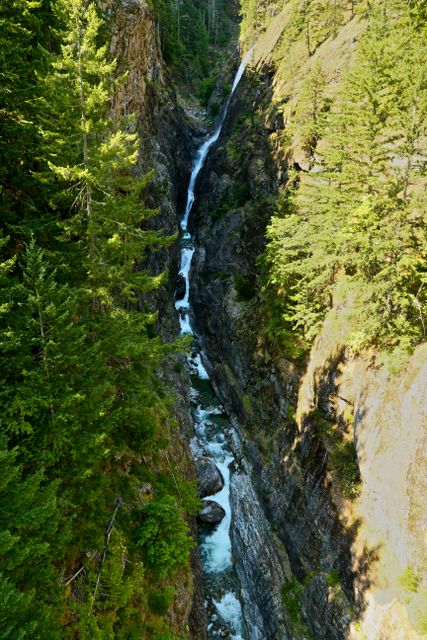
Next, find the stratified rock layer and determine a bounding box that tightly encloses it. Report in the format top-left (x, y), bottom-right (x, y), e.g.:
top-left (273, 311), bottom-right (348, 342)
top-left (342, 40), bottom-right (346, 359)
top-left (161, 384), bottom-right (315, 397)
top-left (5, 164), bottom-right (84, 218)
top-left (190, 42), bottom-right (427, 639)
top-left (230, 471), bottom-right (291, 640)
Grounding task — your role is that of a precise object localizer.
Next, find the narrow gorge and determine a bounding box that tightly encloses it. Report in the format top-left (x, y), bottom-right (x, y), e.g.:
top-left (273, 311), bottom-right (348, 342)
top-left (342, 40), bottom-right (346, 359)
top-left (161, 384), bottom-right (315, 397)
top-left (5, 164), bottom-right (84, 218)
top-left (0, 1), bottom-right (426, 640)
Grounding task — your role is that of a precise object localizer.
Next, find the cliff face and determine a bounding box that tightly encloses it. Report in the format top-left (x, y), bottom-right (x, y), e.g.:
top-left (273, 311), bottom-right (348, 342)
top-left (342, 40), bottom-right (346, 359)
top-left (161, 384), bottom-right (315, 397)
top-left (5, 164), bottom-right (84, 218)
top-left (108, 0), bottom-right (199, 338)
top-left (190, 11), bottom-right (427, 639)
top-left (105, 2), bottom-right (206, 637)
top-left (104, 3), bottom-right (427, 639)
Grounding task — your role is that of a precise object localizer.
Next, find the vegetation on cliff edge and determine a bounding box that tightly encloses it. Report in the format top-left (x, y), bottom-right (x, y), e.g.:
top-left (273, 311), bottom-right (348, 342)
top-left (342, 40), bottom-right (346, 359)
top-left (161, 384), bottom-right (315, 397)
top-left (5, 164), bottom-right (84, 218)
top-left (0, 1), bottom-right (197, 637)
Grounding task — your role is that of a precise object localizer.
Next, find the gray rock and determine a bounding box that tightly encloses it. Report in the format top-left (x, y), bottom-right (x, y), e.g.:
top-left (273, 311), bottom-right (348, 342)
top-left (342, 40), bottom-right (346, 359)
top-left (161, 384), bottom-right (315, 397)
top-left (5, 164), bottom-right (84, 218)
top-left (175, 274), bottom-right (186, 300)
top-left (230, 471), bottom-right (291, 640)
top-left (195, 457), bottom-right (224, 497)
top-left (198, 500), bottom-right (226, 525)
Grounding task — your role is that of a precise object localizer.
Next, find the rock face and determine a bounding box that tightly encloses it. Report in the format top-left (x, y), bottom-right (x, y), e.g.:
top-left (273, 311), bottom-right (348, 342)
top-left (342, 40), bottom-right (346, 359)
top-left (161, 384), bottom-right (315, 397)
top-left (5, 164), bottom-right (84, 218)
top-left (230, 471), bottom-right (291, 640)
top-left (106, 0), bottom-right (203, 340)
top-left (190, 44), bottom-right (427, 640)
top-left (195, 457), bottom-right (225, 497)
top-left (175, 274), bottom-right (186, 301)
top-left (197, 500), bottom-right (225, 525)
top-left (102, 2), bottom-right (207, 638)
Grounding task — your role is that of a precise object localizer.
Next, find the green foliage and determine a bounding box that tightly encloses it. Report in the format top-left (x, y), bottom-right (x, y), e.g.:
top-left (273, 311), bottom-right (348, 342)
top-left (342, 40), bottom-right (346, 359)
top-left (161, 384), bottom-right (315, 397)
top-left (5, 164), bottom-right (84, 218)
top-left (0, 0), bottom-right (60, 237)
top-left (0, 441), bottom-right (64, 639)
top-left (152, 0), bottom-right (208, 77)
top-left (241, 0), bottom-right (360, 53)
top-left (138, 496), bottom-right (194, 578)
top-left (399, 566), bottom-right (422, 593)
top-left (290, 62), bottom-right (329, 157)
top-left (326, 569), bottom-right (341, 588)
top-left (266, 2), bottom-right (427, 363)
top-left (313, 410), bottom-right (361, 499)
top-left (330, 440), bottom-right (361, 499)
top-left (281, 577), bottom-right (315, 638)
top-left (211, 182), bottom-right (250, 221)
top-left (199, 76), bottom-right (216, 107)
top-left (281, 578), bottom-right (303, 623)
top-left (0, 1), bottom-right (197, 637)
top-left (148, 586), bottom-right (176, 615)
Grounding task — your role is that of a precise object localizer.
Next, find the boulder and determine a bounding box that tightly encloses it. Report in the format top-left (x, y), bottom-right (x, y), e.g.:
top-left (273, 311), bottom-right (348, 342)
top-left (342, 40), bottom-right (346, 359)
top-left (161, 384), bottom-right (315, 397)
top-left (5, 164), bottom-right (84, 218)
top-left (195, 457), bottom-right (224, 497)
top-left (198, 500), bottom-right (226, 525)
top-left (175, 274), bottom-right (186, 300)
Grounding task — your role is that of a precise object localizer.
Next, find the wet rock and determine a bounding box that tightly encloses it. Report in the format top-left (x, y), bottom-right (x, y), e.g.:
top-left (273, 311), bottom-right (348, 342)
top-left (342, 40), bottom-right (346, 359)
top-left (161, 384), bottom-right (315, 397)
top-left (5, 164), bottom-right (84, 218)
top-left (198, 500), bottom-right (226, 525)
top-left (175, 274), bottom-right (186, 300)
top-left (195, 457), bottom-right (224, 497)
top-left (204, 405), bottom-right (225, 415)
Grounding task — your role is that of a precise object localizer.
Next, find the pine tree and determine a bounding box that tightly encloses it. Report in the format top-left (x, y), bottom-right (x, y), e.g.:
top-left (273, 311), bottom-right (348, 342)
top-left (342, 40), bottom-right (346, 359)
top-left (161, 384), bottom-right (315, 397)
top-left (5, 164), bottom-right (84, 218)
top-left (291, 61), bottom-right (329, 159)
top-left (40, 0), bottom-right (169, 308)
top-left (0, 0), bottom-right (59, 237)
top-left (0, 2), bottom-right (196, 637)
top-left (266, 1), bottom-right (427, 359)
top-left (0, 441), bottom-right (64, 639)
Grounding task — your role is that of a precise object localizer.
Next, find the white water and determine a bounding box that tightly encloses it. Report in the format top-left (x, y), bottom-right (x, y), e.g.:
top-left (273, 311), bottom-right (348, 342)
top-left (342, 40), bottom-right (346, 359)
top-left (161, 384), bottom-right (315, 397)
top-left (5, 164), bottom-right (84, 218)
top-left (174, 50), bottom-right (253, 640)
top-left (180, 48), bottom-right (254, 232)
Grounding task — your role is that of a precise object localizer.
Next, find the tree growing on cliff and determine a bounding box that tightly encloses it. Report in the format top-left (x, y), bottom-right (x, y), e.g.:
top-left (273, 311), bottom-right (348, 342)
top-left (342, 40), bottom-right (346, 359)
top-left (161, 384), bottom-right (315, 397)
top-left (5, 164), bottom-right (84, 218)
top-left (0, 1), bottom-right (195, 635)
top-left (266, 1), bottom-right (427, 361)
top-left (291, 61), bottom-right (329, 159)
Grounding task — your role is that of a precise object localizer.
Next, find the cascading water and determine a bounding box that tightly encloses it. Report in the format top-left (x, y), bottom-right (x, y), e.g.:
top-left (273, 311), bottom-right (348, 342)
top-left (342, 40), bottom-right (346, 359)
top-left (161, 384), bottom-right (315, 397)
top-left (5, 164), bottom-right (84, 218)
top-left (175, 50), bottom-right (253, 639)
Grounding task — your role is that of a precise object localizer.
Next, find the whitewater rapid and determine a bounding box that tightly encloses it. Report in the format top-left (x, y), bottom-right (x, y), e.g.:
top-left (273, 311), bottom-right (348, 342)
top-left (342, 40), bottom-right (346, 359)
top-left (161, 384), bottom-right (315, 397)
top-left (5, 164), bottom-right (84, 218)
top-left (174, 50), bottom-right (253, 640)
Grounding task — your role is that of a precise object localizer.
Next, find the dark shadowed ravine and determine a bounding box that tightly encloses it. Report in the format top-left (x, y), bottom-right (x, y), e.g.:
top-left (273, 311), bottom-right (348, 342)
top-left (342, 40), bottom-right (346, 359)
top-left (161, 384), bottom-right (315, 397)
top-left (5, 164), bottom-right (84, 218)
top-left (175, 53), bottom-right (251, 640)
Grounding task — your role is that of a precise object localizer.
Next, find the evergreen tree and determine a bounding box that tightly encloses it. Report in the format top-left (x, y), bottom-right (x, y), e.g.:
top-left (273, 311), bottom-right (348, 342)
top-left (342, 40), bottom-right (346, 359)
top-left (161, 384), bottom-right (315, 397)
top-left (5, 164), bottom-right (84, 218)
top-left (0, 441), bottom-right (64, 639)
top-left (290, 61), bottom-right (329, 158)
top-left (0, 0), bottom-right (59, 237)
top-left (266, 1), bottom-right (427, 359)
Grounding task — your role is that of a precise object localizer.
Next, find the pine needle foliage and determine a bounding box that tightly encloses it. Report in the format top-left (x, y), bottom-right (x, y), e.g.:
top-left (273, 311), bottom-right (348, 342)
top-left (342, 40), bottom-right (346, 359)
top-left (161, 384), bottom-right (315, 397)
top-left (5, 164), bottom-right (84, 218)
top-left (266, 1), bottom-right (427, 362)
top-left (0, 0), bottom-right (196, 636)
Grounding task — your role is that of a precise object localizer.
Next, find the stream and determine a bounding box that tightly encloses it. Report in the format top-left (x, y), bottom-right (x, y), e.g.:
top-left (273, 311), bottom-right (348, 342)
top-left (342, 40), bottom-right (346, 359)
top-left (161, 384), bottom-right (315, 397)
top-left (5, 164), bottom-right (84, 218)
top-left (174, 51), bottom-right (253, 640)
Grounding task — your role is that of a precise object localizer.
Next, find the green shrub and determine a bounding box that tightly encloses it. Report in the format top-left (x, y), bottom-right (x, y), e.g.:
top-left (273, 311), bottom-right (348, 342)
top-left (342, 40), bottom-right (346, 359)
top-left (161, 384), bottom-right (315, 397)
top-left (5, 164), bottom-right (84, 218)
top-left (138, 496), bottom-right (194, 578)
top-left (199, 77), bottom-right (216, 107)
top-left (326, 569), bottom-right (341, 588)
top-left (399, 565), bottom-right (422, 593)
top-left (148, 586), bottom-right (175, 615)
top-left (330, 440), bottom-right (361, 499)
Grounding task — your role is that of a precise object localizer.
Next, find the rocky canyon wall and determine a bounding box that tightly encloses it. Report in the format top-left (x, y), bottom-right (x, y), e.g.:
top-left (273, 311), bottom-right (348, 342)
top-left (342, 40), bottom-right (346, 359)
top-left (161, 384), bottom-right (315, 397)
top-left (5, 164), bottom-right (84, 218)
top-left (104, 1), bottom-right (207, 637)
top-left (190, 9), bottom-right (427, 639)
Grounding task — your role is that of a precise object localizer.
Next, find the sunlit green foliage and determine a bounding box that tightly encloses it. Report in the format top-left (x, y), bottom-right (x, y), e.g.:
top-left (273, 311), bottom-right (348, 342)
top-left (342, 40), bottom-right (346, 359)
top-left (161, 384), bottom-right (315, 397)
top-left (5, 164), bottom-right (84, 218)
top-left (0, 0), bottom-right (196, 636)
top-left (266, 2), bottom-right (427, 363)
top-left (138, 496), bottom-right (194, 578)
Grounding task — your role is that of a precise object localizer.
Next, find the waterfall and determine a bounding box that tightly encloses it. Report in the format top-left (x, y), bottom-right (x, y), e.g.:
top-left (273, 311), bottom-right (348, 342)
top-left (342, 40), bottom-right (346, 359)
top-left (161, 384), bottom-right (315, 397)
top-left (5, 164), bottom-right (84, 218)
top-left (175, 50), bottom-right (253, 640)
top-left (180, 48), bottom-right (254, 233)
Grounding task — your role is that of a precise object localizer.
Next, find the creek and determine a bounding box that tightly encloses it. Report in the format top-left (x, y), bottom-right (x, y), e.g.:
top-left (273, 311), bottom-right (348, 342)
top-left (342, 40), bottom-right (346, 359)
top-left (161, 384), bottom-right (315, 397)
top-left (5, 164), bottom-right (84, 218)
top-left (174, 51), bottom-right (253, 640)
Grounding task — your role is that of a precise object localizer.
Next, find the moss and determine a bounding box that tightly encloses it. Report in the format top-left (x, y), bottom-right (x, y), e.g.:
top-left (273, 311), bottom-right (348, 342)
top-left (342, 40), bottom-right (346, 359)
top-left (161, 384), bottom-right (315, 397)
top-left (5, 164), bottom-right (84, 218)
top-left (326, 569), bottom-right (341, 588)
top-left (223, 363), bottom-right (236, 384)
top-left (399, 565), bottom-right (422, 593)
top-left (281, 578), bottom-right (314, 639)
top-left (242, 394), bottom-right (252, 413)
top-left (210, 183), bottom-right (250, 221)
top-left (281, 578), bottom-right (303, 625)
top-left (213, 271), bottom-right (230, 281)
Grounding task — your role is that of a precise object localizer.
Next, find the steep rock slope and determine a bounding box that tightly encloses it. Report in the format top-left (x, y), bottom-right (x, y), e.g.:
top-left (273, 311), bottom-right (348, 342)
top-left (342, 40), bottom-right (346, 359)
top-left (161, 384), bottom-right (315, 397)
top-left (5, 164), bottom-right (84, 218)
top-left (105, 1), bottom-right (207, 636)
top-left (190, 5), bottom-right (427, 639)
